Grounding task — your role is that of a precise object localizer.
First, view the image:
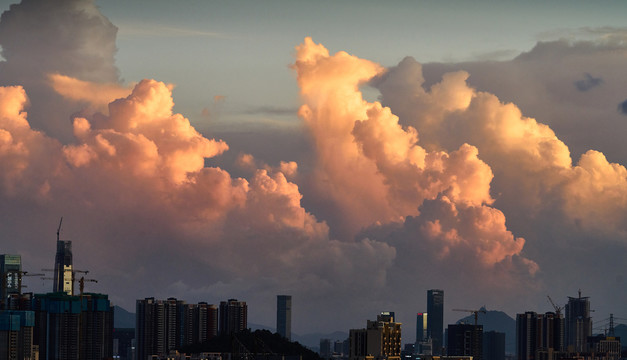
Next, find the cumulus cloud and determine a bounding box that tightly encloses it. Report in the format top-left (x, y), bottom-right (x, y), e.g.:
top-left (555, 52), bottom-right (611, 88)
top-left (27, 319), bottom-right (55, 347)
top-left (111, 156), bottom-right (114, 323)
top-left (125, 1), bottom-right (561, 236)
top-left (0, 76), bottom-right (400, 332)
top-left (0, 0), bottom-right (120, 141)
top-left (48, 74), bottom-right (132, 109)
top-left (294, 38), bottom-right (535, 279)
top-left (6, 0), bottom-right (627, 339)
top-left (373, 43), bottom-right (627, 319)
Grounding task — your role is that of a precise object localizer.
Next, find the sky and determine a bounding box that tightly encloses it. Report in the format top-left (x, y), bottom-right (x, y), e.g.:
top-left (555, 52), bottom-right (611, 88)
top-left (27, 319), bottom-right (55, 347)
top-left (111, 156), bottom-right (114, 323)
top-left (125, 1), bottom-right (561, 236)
top-left (2, 0), bottom-right (627, 343)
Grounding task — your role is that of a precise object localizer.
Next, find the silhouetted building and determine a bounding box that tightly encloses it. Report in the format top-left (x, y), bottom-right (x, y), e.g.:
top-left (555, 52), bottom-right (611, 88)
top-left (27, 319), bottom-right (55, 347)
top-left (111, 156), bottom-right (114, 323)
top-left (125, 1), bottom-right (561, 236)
top-left (427, 290), bottom-right (444, 355)
top-left (113, 328), bottom-right (135, 360)
top-left (219, 299), bottom-right (247, 335)
top-left (349, 312), bottom-right (402, 360)
top-left (277, 295), bottom-right (292, 340)
top-left (320, 338), bottom-right (332, 359)
top-left (565, 292), bottom-right (591, 352)
top-left (136, 297), bottom-right (220, 360)
top-left (136, 297), bottom-right (180, 360)
top-left (483, 331), bottom-right (505, 360)
top-left (448, 323), bottom-right (483, 360)
top-left (0, 254), bottom-right (21, 309)
top-left (53, 240), bottom-right (73, 295)
top-left (0, 310), bottom-right (37, 359)
top-left (33, 292), bottom-right (113, 360)
top-left (516, 311), bottom-right (564, 360)
top-left (416, 313), bottom-right (428, 344)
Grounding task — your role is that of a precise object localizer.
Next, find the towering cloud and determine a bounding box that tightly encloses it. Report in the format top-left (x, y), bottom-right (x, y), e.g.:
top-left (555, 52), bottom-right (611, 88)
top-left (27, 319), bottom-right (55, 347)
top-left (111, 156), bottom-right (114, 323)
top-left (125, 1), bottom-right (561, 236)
top-left (294, 38), bottom-right (534, 278)
top-left (4, 0), bottom-right (627, 338)
top-left (0, 0), bottom-right (120, 141)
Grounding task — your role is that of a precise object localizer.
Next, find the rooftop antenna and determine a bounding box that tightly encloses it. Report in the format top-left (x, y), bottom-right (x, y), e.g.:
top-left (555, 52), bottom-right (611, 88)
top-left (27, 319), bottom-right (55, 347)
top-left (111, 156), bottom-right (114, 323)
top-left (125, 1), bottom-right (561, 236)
top-left (57, 217), bottom-right (63, 242)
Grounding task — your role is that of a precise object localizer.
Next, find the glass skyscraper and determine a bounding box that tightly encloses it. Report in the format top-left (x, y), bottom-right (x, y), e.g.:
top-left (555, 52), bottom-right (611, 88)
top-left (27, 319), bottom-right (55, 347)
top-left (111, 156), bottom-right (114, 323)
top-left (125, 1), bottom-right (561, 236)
top-left (277, 295), bottom-right (292, 340)
top-left (427, 289), bottom-right (444, 355)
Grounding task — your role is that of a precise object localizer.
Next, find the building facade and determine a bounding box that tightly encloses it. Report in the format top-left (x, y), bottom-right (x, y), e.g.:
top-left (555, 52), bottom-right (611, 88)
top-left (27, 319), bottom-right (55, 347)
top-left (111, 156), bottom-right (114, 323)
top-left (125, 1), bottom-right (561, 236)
top-left (565, 293), bottom-right (591, 352)
top-left (0, 254), bottom-right (22, 309)
top-left (349, 312), bottom-right (402, 360)
top-left (516, 311), bottom-right (564, 360)
top-left (483, 331), bottom-right (505, 360)
top-left (33, 292), bottom-right (113, 360)
top-left (447, 323), bottom-right (483, 360)
top-left (277, 295), bottom-right (292, 340)
top-left (218, 299), bottom-right (247, 335)
top-left (0, 310), bottom-right (36, 360)
top-left (53, 240), bottom-right (73, 295)
top-left (136, 297), bottom-right (220, 360)
top-left (427, 289), bottom-right (444, 355)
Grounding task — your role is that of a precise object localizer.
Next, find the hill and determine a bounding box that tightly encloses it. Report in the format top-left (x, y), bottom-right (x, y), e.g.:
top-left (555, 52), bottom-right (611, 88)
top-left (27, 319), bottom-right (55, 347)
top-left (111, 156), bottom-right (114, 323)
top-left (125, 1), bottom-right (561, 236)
top-left (456, 307), bottom-right (516, 354)
top-left (180, 329), bottom-right (321, 360)
top-left (114, 305), bottom-right (135, 329)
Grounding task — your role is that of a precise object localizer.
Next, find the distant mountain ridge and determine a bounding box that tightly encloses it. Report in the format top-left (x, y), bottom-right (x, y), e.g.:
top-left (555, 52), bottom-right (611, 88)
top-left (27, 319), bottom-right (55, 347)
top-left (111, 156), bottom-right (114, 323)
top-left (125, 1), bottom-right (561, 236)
top-left (114, 305), bottom-right (135, 329)
top-left (456, 307), bottom-right (516, 354)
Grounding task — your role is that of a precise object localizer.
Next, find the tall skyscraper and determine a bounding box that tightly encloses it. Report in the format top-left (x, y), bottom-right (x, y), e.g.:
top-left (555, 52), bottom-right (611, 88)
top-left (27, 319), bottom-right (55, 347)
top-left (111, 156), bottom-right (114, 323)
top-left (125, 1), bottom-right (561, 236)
top-left (0, 254), bottom-right (21, 308)
top-left (565, 291), bottom-right (591, 352)
top-left (219, 299), bottom-right (247, 335)
top-left (447, 323), bottom-right (483, 360)
top-left (427, 289), bottom-right (443, 355)
top-left (53, 222), bottom-right (73, 295)
top-left (276, 295), bottom-right (292, 340)
top-left (416, 312), bottom-right (427, 344)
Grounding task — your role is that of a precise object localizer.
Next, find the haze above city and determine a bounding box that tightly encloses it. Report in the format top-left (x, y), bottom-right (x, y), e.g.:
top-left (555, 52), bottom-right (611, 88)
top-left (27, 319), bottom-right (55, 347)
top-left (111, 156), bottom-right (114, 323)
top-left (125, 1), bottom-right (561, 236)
top-left (1, 0), bottom-right (627, 343)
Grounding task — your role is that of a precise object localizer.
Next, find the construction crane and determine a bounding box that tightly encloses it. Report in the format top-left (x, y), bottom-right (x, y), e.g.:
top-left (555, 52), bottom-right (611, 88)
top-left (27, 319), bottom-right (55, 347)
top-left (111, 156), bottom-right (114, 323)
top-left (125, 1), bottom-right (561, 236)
top-left (453, 308), bottom-right (487, 326)
top-left (15, 271), bottom-right (45, 296)
top-left (2, 271), bottom-right (44, 296)
top-left (76, 276), bottom-right (98, 297)
top-left (547, 295), bottom-right (563, 316)
top-left (57, 216), bottom-right (63, 241)
top-left (40, 271), bottom-right (95, 296)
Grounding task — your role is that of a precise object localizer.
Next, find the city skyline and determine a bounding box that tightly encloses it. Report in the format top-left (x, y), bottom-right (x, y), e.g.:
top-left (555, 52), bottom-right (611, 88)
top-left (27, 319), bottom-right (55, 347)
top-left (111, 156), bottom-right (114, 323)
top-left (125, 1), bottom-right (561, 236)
top-left (2, 0), bottom-right (627, 344)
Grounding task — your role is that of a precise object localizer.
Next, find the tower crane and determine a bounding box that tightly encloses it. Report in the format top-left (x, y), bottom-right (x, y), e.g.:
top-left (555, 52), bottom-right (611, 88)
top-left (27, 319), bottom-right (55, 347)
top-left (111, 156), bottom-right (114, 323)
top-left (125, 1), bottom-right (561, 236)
top-left (15, 271), bottom-right (45, 296)
top-left (547, 295), bottom-right (563, 316)
top-left (452, 308), bottom-right (487, 326)
top-left (57, 216), bottom-right (63, 241)
top-left (76, 276), bottom-right (98, 298)
top-left (40, 270), bottom-right (93, 296)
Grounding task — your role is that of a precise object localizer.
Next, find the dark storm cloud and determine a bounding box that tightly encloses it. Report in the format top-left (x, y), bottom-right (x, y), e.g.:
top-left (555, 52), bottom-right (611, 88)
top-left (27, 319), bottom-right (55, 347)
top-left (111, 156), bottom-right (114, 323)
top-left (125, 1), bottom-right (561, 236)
top-left (574, 73), bottom-right (603, 92)
top-left (0, 0), bottom-right (119, 142)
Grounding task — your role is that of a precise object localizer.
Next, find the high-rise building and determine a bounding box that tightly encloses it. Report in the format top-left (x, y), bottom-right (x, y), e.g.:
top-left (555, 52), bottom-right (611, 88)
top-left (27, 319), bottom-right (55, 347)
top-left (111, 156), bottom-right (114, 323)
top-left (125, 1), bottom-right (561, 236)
top-left (447, 323), bottom-right (483, 360)
top-left (416, 312), bottom-right (428, 344)
top-left (565, 291), bottom-right (591, 352)
top-left (427, 289), bottom-right (443, 355)
top-left (277, 295), bottom-right (292, 340)
top-left (219, 299), bottom-right (247, 335)
top-left (0, 310), bottom-right (37, 360)
top-left (53, 239), bottom-right (73, 295)
top-left (483, 331), bottom-right (505, 360)
top-left (516, 311), bottom-right (564, 360)
top-left (320, 338), bottom-right (332, 359)
top-left (349, 312), bottom-right (402, 360)
top-left (0, 254), bottom-right (22, 308)
top-left (136, 297), bottom-right (220, 360)
top-left (33, 292), bottom-right (113, 360)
